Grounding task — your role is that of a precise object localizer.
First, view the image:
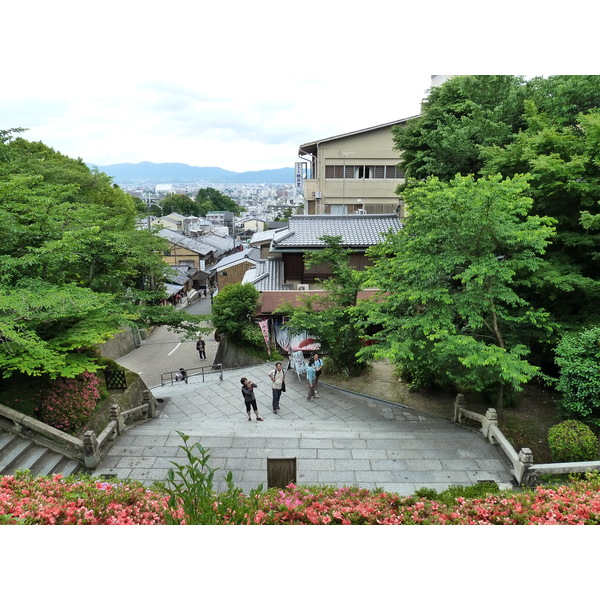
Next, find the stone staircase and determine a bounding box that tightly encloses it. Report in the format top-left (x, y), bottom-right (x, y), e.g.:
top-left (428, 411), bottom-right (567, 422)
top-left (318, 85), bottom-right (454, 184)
top-left (0, 430), bottom-right (82, 477)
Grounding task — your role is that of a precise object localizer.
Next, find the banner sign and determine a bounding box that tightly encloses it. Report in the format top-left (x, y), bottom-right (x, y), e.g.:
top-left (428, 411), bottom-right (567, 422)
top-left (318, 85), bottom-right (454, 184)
top-left (259, 318), bottom-right (271, 356)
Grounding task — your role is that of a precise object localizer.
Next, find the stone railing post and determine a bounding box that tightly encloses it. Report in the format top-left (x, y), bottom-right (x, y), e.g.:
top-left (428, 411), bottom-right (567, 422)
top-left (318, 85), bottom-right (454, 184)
top-left (517, 447), bottom-right (535, 486)
top-left (453, 393), bottom-right (466, 423)
top-left (83, 430), bottom-right (101, 469)
top-left (482, 408), bottom-right (498, 441)
top-left (142, 390), bottom-right (157, 419)
top-left (110, 403), bottom-right (125, 435)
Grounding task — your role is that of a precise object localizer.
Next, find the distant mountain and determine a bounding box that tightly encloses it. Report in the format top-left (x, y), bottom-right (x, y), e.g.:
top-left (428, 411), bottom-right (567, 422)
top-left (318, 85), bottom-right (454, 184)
top-left (90, 161), bottom-right (295, 185)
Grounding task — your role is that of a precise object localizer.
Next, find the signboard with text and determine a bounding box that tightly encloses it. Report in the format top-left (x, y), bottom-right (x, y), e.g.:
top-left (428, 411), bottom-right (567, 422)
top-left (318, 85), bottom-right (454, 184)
top-left (291, 351), bottom-right (307, 380)
top-left (295, 162), bottom-right (305, 190)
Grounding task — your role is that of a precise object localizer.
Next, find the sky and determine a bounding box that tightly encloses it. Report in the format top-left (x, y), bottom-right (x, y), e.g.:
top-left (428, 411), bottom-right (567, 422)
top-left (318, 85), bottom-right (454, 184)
top-left (2, 1), bottom-right (596, 173)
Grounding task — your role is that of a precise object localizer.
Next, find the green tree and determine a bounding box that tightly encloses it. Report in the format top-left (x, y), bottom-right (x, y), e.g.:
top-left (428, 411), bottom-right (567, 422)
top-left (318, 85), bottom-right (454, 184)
top-left (394, 76), bottom-right (600, 335)
top-left (363, 174), bottom-right (556, 405)
top-left (276, 236), bottom-right (368, 376)
top-left (393, 75), bottom-right (527, 181)
top-left (481, 104), bottom-right (600, 328)
top-left (554, 327), bottom-right (600, 425)
top-left (194, 187), bottom-right (241, 216)
top-left (160, 193), bottom-right (198, 216)
top-left (0, 131), bottom-right (202, 378)
top-left (211, 283), bottom-right (263, 348)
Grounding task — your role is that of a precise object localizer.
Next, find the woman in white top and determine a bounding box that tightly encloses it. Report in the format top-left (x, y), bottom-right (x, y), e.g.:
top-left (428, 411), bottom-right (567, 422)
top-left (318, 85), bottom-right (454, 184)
top-left (268, 362), bottom-right (286, 414)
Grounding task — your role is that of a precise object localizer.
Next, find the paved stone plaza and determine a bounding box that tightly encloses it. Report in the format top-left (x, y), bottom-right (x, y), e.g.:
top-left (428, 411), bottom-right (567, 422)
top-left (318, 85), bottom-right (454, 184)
top-left (92, 364), bottom-right (514, 496)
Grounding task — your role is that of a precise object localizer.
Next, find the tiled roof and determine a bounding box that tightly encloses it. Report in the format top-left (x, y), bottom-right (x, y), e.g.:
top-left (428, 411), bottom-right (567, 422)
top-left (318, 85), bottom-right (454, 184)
top-left (272, 214), bottom-right (401, 249)
top-left (202, 232), bottom-right (236, 256)
top-left (212, 247), bottom-right (260, 272)
top-left (250, 228), bottom-right (287, 245)
top-left (157, 229), bottom-right (215, 256)
top-left (242, 258), bottom-right (284, 291)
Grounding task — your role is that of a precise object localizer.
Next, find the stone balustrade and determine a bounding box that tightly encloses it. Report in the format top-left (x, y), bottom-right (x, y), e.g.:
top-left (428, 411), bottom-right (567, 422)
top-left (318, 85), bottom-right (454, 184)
top-left (0, 390), bottom-right (158, 471)
top-left (453, 393), bottom-right (600, 486)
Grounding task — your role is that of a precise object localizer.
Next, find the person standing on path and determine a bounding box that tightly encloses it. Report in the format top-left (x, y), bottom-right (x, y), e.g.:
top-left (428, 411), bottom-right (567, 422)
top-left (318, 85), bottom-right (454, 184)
top-left (241, 377), bottom-right (264, 421)
top-left (268, 361), bottom-right (286, 414)
top-left (312, 353), bottom-right (323, 397)
top-left (306, 360), bottom-right (316, 401)
top-left (196, 337), bottom-right (206, 360)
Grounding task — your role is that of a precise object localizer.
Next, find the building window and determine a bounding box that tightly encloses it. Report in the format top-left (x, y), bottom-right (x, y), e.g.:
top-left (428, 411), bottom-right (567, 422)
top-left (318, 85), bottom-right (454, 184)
top-left (325, 165), bottom-right (403, 179)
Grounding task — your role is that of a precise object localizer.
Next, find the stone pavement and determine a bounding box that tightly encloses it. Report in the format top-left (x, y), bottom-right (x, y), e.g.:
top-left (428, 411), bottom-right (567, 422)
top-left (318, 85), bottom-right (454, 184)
top-left (92, 364), bottom-right (515, 496)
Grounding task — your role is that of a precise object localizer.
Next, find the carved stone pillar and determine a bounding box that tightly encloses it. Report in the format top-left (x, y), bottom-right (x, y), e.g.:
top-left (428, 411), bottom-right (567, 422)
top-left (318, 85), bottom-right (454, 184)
top-left (518, 447), bottom-right (536, 486)
top-left (83, 430), bottom-right (100, 469)
top-left (453, 393), bottom-right (466, 422)
top-left (110, 403), bottom-right (125, 435)
top-left (482, 408), bottom-right (498, 440)
top-left (142, 390), bottom-right (157, 419)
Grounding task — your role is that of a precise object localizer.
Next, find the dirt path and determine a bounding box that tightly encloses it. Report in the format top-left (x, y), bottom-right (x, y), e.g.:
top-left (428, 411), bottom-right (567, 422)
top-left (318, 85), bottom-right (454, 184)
top-left (322, 360), bottom-right (456, 419)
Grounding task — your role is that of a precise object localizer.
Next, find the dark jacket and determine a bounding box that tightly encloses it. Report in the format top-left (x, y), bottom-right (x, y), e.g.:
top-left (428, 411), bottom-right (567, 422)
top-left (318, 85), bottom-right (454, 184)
top-left (241, 383), bottom-right (257, 402)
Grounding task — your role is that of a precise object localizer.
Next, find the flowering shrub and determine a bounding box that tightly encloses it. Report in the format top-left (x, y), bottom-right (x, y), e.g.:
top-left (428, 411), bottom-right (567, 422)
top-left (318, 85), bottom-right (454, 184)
top-left (38, 371), bottom-right (102, 433)
top-left (0, 472), bottom-right (183, 524)
top-left (2, 471), bottom-right (600, 525)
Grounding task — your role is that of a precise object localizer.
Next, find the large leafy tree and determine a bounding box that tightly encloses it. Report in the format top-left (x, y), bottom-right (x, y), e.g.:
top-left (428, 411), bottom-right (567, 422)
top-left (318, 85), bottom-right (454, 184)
top-left (481, 103), bottom-right (600, 329)
top-left (394, 75), bottom-right (600, 338)
top-left (393, 75), bottom-right (527, 181)
top-left (194, 187), bottom-right (241, 216)
top-left (0, 132), bottom-right (202, 378)
top-left (211, 283), bottom-right (263, 349)
top-left (276, 236), bottom-right (368, 377)
top-left (160, 193), bottom-right (198, 216)
top-left (362, 174), bottom-right (556, 405)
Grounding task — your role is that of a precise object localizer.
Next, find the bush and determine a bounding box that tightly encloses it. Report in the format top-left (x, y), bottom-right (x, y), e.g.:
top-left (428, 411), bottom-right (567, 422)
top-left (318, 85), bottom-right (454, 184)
top-left (38, 371), bottom-right (101, 433)
top-left (548, 420), bottom-right (600, 463)
top-left (211, 283), bottom-right (263, 349)
top-left (554, 327), bottom-right (600, 425)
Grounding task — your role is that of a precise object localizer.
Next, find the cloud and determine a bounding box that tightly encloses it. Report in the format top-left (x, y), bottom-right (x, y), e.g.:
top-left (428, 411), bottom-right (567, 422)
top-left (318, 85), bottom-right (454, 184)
top-left (3, 2), bottom-right (595, 171)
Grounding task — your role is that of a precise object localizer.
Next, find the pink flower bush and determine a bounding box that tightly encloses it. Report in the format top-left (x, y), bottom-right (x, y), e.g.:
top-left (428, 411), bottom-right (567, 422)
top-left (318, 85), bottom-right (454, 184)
top-left (2, 473), bottom-right (600, 525)
top-left (0, 473), bottom-right (183, 525)
top-left (39, 371), bottom-right (102, 433)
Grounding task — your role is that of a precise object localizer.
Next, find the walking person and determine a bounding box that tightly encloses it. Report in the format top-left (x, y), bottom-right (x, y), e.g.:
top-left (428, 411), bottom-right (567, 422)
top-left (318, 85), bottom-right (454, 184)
top-left (268, 361), bottom-right (286, 414)
top-left (241, 377), bottom-right (264, 421)
top-left (306, 359), bottom-right (316, 401)
top-left (196, 337), bottom-right (206, 360)
top-left (312, 353), bottom-right (324, 397)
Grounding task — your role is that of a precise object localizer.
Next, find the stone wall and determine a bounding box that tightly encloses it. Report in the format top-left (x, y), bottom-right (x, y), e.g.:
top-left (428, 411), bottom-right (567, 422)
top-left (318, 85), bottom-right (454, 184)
top-left (85, 371), bottom-right (149, 436)
top-left (98, 327), bottom-right (147, 360)
top-left (214, 336), bottom-right (264, 369)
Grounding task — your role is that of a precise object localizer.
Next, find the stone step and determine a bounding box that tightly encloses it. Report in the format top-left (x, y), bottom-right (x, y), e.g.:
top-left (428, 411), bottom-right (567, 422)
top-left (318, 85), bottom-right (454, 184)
top-left (128, 418), bottom-right (465, 439)
top-left (0, 437), bottom-right (33, 471)
top-left (0, 430), bottom-right (82, 477)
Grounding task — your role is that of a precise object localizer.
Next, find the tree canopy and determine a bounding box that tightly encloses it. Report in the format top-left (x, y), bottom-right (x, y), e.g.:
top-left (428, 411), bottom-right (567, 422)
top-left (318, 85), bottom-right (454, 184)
top-left (211, 283), bottom-right (263, 349)
top-left (394, 75), bottom-right (600, 336)
top-left (160, 193), bottom-right (197, 216)
top-left (194, 187), bottom-right (241, 216)
top-left (362, 174), bottom-right (556, 404)
top-left (0, 131), bottom-right (202, 378)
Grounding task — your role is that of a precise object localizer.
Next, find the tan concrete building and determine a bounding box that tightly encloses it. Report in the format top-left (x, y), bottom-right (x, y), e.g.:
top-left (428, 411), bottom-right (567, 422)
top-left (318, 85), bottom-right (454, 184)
top-left (297, 117), bottom-right (416, 216)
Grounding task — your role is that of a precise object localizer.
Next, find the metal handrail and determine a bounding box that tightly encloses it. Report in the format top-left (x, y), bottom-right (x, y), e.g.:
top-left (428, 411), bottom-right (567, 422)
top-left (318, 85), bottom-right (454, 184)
top-left (160, 363), bottom-right (224, 386)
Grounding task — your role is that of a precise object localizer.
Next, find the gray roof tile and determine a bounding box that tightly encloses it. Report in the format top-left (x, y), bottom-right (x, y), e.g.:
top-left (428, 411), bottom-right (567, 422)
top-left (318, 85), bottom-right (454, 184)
top-left (272, 214), bottom-right (401, 249)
